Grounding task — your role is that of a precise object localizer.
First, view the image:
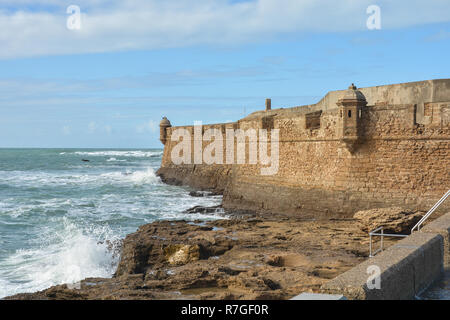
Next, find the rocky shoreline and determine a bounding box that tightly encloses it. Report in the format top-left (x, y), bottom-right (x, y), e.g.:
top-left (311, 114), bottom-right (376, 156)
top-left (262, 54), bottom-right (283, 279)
top-left (4, 196), bottom-right (405, 300)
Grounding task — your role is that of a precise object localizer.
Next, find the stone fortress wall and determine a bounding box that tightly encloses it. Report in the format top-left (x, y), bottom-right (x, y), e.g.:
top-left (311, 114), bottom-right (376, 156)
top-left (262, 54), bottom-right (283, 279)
top-left (157, 79), bottom-right (450, 217)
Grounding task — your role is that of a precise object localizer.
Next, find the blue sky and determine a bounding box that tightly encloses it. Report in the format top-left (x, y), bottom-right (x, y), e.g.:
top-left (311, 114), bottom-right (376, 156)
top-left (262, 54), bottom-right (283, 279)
top-left (0, 0), bottom-right (449, 148)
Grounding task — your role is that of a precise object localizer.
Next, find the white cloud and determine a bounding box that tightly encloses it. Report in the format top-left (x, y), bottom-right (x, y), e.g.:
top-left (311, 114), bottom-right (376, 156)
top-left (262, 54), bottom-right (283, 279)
top-left (0, 66), bottom-right (269, 104)
top-left (87, 121), bottom-right (97, 133)
top-left (104, 125), bottom-right (112, 135)
top-left (62, 125), bottom-right (71, 135)
top-left (136, 120), bottom-right (158, 134)
top-left (86, 121), bottom-right (114, 135)
top-left (0, 0), bottom-right (449, 59)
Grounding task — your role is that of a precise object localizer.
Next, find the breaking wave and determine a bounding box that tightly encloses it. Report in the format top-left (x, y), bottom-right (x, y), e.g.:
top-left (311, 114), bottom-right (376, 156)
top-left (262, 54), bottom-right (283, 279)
top-left (0, 218), bottom-right (120, 298)
top-left (106, 157), bottom-right (126, 162)
top-left (69, 151), bottom-right (163, 158)
top-left (0, 167), bottom-right (160, 188)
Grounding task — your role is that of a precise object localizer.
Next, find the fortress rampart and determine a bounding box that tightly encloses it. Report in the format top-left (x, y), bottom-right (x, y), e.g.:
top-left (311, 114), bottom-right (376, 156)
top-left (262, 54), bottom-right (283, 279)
top-left (157, 79), bottom-right (450, 217)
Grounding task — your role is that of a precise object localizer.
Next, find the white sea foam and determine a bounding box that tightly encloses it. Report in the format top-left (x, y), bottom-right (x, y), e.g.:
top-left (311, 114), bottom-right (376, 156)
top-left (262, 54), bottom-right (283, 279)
top-left (0, 218), bottom-right (120, 298)
top-left (71, 151), bottom-right (163, 158)
top-left (0, 167), bottom-right (160, 188)
top-left (106, 157), bottom-right (126, 162)
top-left (100, 168), bottom-right (160, 185)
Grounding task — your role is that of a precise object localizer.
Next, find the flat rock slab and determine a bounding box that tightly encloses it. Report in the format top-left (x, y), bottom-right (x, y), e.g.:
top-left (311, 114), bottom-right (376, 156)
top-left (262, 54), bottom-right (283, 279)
top-left (353, 207), bottom-right (424, 234)
top-left (290, 293), bottom-right (346, 300)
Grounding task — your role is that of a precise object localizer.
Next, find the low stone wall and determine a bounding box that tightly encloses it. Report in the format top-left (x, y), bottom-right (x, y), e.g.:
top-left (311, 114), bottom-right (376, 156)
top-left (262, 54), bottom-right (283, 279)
top-left (422, 212), bottom-right (450, 268)
top-left (321, 212), bottom-right (450, 299)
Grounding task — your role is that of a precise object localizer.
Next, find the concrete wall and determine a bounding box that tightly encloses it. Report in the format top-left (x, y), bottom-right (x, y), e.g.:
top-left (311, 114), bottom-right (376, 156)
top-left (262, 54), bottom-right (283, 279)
top-left (321, 212), bottom-right (450, 300)
top-left (157, 79), bottom-right (450, 217)
top-left (422, 212), bottom-right (450, 268)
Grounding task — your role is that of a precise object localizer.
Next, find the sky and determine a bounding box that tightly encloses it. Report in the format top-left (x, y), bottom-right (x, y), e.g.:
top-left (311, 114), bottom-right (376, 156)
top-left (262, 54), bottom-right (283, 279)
top-left (0, 0), bottom-right (449, 148)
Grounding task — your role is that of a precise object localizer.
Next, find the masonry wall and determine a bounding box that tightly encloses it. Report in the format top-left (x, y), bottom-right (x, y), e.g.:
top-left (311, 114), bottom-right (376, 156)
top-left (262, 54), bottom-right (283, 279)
top-left (158, 122), bottom-right (235, 191)
top-left (157, 80), bottom-right (450, 217)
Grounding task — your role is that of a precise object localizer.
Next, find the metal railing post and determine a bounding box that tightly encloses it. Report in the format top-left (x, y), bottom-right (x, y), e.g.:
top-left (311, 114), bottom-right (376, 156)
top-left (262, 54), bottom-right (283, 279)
top-left (368, 189), bottom-right (449, 257)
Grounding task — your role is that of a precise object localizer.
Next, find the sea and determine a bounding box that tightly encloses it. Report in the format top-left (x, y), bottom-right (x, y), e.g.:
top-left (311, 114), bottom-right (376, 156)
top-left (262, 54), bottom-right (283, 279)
top-left (0, 148), bottom-right (447, 300)
top-left (0, 148), bottom-right (223, 298)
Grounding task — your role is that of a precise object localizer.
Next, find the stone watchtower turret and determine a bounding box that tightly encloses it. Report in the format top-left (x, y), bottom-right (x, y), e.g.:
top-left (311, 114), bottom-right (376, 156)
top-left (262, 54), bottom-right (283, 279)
top-left (159, 117), bottom-right (172, 145)
top-left (337, 84), bottom-right (367, 152)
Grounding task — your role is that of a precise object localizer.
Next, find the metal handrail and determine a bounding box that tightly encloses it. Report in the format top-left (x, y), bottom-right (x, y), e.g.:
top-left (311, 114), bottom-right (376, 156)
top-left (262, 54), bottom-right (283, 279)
top-left (369, 226), bottom-right (408, 257)
top-left (411, 189), bottom-right (450, 232)
top-left (369, 189), bottom-right (449, 257)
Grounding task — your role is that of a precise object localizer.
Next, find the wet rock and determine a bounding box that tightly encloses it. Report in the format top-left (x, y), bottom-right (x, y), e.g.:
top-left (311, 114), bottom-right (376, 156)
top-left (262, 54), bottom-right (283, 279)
top-left (190, 190), bottom-right (219, 197)
top-left (189, 191), bottom-right (205, 197)
top-left (266, 254), bottom-right (309, 267)
top-left (184, 205), bottom-right (223, 214)
top-left (144, 270), bottom-right (168, 281)
top-left (98, 239), bottom-right (123, 260)
top-left (189, 190), bottom-right (223, 197)
top-left (217, 266), bottom-right (245, 276)
top-left (114, 220), bottom-right (235, 278)
top-left (353, 207), bottom-right (425, 234)
top-left (263, 278), bottom-right (281, 290)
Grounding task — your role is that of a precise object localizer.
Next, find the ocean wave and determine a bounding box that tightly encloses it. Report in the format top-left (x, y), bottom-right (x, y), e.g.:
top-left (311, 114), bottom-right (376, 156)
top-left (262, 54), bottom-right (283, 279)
top-left (100, 168), bottom-right (160, 185)
top-left (161, 210), bottom-right (228, 222)
top-left (0, 148), bottom-right (229, 299)
top-left (70, 151), bottom-right (163, 158)
top-left (0, 218), bottom-right (120, 298)
top-left (106, 157), bottom-right (127, 162)
top-left (0, 168), bottom-right (161, 188)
